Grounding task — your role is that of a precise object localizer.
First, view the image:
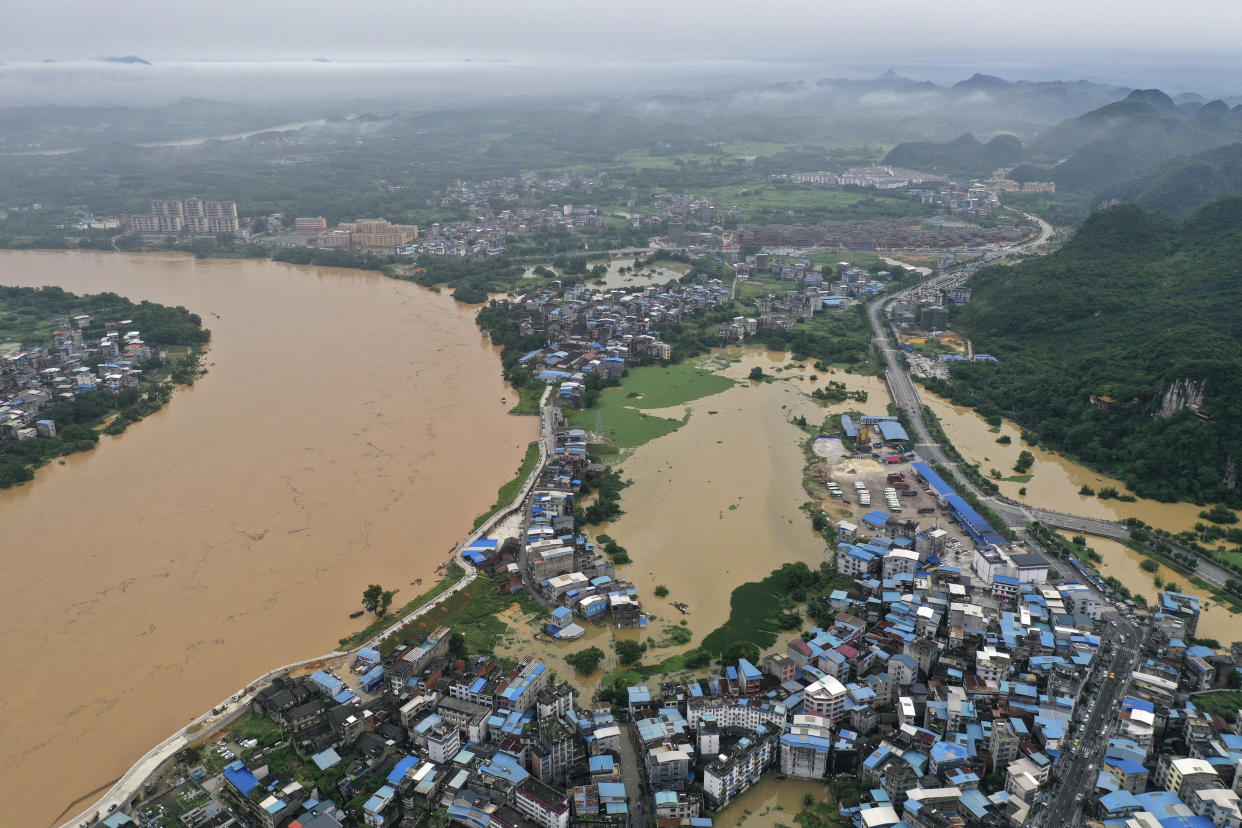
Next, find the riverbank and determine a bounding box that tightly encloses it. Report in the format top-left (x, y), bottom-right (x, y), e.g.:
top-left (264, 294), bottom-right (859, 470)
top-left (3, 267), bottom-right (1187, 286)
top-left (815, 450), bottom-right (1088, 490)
top-left (0, 249), bottom-right (535, 828)
top-left (0, 284), bottom-right (211, 488)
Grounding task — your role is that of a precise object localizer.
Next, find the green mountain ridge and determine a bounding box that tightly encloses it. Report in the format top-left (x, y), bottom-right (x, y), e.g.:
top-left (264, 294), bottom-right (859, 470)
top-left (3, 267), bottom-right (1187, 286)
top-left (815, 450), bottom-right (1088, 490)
top-left (882, 132), bottom-right (1024, 177)
top-left (925, 197), bottom-right (1242, 504)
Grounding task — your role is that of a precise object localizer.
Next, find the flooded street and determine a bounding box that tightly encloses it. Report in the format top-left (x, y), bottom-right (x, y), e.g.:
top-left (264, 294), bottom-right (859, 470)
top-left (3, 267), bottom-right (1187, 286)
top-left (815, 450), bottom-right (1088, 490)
top-left (1076, 534), bottom-right (1237, 642)
top-left (0, 250), bottom-right (532, 826)
top-left (920, 392), bottom-right (1203, 534)
top-left (717, 776), bottom-right (831, 828)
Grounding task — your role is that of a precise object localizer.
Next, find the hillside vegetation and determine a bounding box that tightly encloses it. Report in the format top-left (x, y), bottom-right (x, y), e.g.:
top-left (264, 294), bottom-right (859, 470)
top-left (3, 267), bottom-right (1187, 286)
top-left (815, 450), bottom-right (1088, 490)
top-left (925, 197), bottom-right (1242, 504)
top-left (883, 133), bottom-right (1023, 177)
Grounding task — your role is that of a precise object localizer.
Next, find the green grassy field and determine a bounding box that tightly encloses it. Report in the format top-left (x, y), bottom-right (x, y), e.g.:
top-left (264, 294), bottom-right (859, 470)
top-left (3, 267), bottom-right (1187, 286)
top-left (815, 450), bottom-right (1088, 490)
top-left (1193, 690), bottom-right (1242, 723)
top-left (566, 361), bottom-right (735, 450)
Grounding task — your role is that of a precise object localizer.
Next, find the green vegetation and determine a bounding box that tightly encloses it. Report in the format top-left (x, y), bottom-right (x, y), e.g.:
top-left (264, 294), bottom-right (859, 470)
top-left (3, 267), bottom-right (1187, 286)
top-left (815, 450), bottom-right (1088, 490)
top-left (701, 562), bottom-right (853, 658)
top-left (1201, 504), bottom-right (1239, 525)
top-left (884, 132), bottom-right (1024, 177)
top-left (615, 638), bottom-right (644, 666)
top-left (379, 575), bottom-right (514, 657)
top-left (1193, 690), bottom-right (1242, 724)
top-left (337, 564), bottom-right (465, 650)
top-left (793, 788), bottom-right (846, 828)
top-left (576, 466), bottom-right (631, 525)
top-left (931, 198), bottom-right (1242, 505)
top-left (1140, 559), bottom-right (1160, 573)
top-left (566, 360), bottom-right (734, 451)
top-left (472, 441), bottom-right (540, 530)
top-left (654, 584), bottom-right (669, 597)
top-left (0, 286), bottom-right (210, 488)
top-left (565, 646), bottom-right (606, 675)
top-left (361, 584), bottom-right (395, 616)
top-left (0, 284), bottom-right (210, 346)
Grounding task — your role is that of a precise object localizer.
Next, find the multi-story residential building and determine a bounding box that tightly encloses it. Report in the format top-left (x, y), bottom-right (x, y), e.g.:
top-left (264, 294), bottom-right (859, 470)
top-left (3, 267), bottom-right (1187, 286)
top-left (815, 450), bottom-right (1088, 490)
top-left (780, 715), bottom-right (831, 779)
top-left (804, 675), bottom-right (848, 722)
top-left (703, 725), bottom-right (779, 810)
top-left (515, 777), bottom-right (570, 828)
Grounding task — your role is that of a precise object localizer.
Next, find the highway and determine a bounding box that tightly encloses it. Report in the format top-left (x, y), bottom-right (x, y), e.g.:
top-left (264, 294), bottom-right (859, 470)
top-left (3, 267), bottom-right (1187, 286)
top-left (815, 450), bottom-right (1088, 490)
top-left (864, 225), bottom-right (1231, 590)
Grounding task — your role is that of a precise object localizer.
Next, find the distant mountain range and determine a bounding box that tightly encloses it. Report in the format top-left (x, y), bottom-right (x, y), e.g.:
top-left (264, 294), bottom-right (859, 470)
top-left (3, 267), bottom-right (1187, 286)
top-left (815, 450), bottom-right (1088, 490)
top-left (883, 86), bottom-right (1242, 220)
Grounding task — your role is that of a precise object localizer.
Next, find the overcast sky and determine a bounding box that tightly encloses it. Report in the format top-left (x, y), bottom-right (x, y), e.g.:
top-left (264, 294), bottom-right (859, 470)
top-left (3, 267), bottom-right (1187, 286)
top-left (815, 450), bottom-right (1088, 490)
top-left (4, 0), bottom-right (1242, 64)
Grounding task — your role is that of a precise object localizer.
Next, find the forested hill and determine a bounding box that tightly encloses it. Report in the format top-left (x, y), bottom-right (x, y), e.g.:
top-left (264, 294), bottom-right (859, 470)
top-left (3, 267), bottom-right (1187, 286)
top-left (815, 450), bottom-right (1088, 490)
top-left (925, 197), bottom-right (1242, 504)
top-left (1103, 142), bottom-right (1242, 220)
top-left (1008, 91), bottom-right (1242, 195)
top-left (883, 133), bottom-right (1024, 177)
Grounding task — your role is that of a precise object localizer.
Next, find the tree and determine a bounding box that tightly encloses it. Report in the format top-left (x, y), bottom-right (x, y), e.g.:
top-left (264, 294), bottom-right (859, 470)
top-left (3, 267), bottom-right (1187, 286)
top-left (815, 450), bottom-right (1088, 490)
top-left (379, 589), bottom-right (395, 616)
top-left (1014, 450), bottom-right (1035, 473)
top-left (748, 366), bottom-right (765, 381)
top-left (654, 585), bottom-right (669, 598)
top-left (615, 639), bottom-right (643, 666)
top-left (1140, 559), bottom-right (1160, 573)
top-left (684, 649), bottom-right (712, 669)
top-left (362, 584), bottom-right (384, 613)
top-left (565, 646), bottom-right (606, 675)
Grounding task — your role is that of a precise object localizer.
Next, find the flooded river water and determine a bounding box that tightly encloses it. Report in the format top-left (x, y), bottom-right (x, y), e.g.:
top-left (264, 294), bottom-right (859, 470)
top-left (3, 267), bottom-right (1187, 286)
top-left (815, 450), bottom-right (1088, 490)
top-left (919, 392), bottom-right (1202, 533)
top-left (0, 250), bottom-right (532, 826)
top-left (604, 350), bottom-right (887, 644)
top-left (916, 391), bottom-right (1238, 635)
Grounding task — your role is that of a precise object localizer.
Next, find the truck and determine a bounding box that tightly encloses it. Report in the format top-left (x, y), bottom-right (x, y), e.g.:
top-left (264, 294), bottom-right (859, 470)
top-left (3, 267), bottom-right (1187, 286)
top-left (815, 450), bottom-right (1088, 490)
top-left (918, 507), bottom-right (936, 514)
top-left (886, 473), bottom-right (906, 483)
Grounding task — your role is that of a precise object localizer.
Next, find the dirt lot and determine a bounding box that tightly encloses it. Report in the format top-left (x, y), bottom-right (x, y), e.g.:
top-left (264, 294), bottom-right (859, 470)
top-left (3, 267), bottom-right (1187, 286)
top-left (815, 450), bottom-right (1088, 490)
top-left (819, 456), bottom-right (974, 551)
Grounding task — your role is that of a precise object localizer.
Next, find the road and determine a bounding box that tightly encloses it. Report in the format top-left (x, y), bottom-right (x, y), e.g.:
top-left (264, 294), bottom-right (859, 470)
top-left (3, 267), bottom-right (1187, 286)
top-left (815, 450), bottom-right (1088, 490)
top-left (1036, 612), bottom-right (1149, 828)
top-left (864, 223), bottom-right (1229, 588)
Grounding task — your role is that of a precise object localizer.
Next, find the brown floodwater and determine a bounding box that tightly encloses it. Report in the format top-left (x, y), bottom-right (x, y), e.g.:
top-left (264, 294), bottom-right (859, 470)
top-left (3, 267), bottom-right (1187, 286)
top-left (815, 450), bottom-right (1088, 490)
top-left (0, 250), bottom-right (532, 827)
top-left (1071, 534), bottom-right (1236, 642)
top-left (718, 776), bottom-right (831, 828)
top-left (604, 350), bottom-right (880, 644)
top-left (920, 392), bottom-right (1203, 534)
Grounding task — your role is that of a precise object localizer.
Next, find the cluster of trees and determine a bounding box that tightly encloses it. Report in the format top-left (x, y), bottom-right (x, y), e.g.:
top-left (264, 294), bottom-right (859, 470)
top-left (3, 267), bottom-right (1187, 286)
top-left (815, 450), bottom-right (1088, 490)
top-left (0, 285), bottom-right (210, 347)
top-left (565, 646), bottom-right (605, 675)
top-left (593, 534), bottom-right (631, 565)
top-left (940, 198), bottom-right (1242, 505)
top-left (575, 466), bottom-right (630, 526)
top-left (0, 288), bottom-right (210, 488)
top-left (1013, 450), bottom-right (1034, 474)
top-left (361, 584), bottom-right (396, 616)
top-left (770, 561), bottom-right (856, 629)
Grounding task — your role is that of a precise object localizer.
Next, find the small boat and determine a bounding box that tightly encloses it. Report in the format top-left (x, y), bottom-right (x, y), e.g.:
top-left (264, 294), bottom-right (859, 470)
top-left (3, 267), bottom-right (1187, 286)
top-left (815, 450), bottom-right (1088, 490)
top-left (349, 610), bottom-right (365, 619)
top-left (501, 397), bottom-right (507, 403)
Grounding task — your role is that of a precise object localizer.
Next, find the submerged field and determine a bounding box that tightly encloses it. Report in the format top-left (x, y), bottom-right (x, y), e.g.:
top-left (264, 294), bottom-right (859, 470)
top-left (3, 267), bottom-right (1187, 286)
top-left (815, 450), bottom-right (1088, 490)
top-left (566, 359), bottom-right (736, 451)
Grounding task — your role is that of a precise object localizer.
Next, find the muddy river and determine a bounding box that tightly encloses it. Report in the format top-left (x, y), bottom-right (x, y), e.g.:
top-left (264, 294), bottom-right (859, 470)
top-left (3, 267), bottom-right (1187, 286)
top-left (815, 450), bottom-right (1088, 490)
top-left (920, 392), bottom-right (1203, 534)
top-left (0, 250), bottom-right (532, 826)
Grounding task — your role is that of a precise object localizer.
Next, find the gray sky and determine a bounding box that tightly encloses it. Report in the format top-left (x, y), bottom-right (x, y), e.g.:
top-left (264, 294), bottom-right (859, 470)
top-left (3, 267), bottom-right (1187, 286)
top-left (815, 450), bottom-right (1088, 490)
top-left (5, 0), bottom-right (1242, 63)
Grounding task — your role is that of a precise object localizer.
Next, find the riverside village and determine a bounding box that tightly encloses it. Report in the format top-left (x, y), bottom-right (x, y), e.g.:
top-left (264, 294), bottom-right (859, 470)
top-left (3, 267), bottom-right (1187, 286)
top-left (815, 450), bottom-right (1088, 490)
top-left (54, 271), bottom-right (1242, 828)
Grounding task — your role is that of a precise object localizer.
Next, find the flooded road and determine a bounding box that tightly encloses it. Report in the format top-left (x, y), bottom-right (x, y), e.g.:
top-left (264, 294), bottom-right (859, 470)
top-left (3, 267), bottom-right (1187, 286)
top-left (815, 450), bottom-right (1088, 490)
top-left (718, 776), bottom-right (830, 828)
top-left (1077, 534), bottom-right (1236, 642)
top-left (0, 250), bottom-right (532, 826)
top-left (920, 392), bottom-right (1203, 534)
